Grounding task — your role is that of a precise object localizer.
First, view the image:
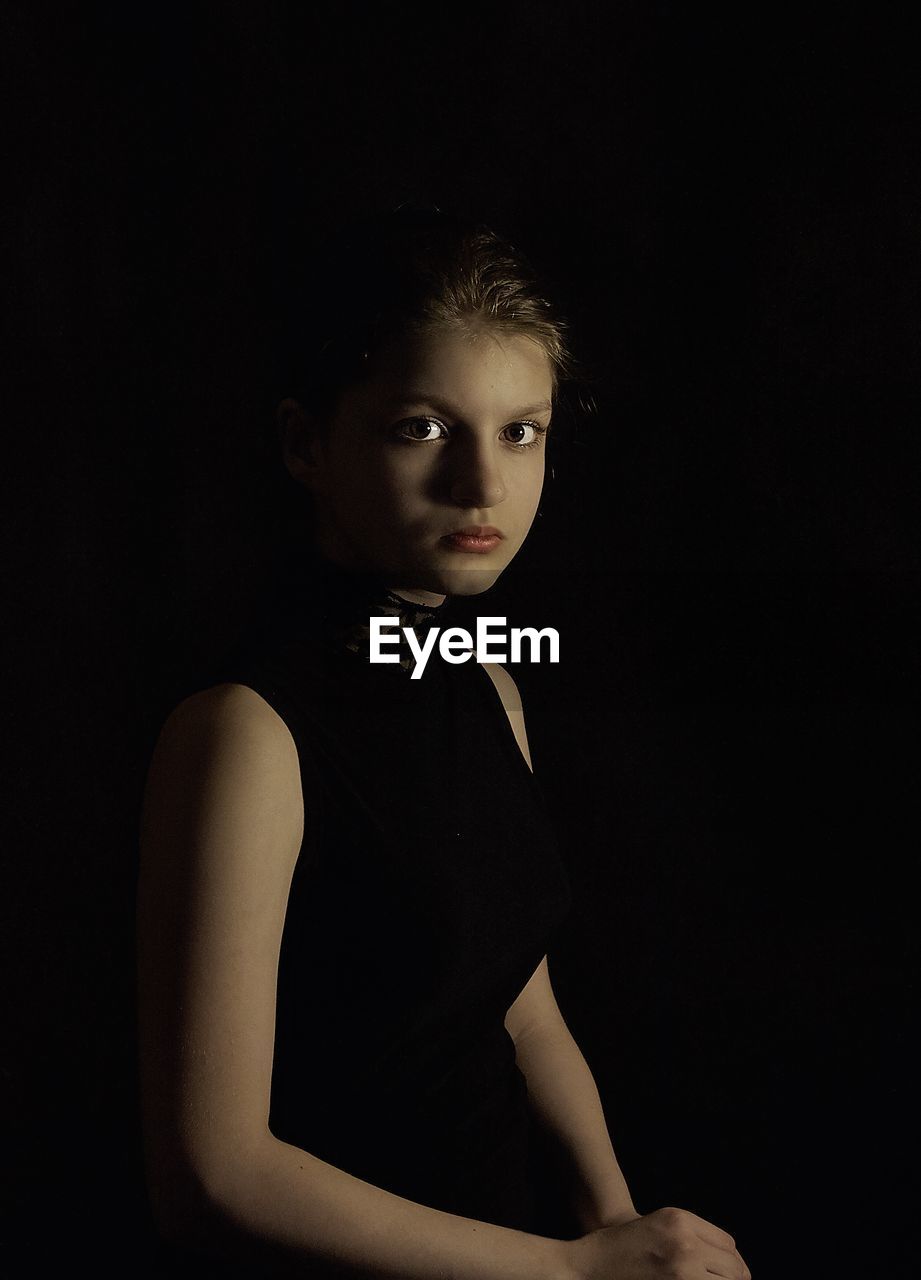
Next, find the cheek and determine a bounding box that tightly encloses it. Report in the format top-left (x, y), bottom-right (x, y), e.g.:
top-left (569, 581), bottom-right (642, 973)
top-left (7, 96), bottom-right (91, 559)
top-left (326, 454), bottom-right (426, 523)
top-left (327, 447), bottom-right (393, 500)
top-left (377, 451), bottom-right (432, 501)
top-left (521, 461), bottom-right (546, 502)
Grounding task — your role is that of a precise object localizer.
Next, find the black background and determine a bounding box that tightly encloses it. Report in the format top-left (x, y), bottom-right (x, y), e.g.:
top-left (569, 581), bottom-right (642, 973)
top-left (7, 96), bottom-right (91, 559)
top-left (3, 2), bottom-right (916, 1275)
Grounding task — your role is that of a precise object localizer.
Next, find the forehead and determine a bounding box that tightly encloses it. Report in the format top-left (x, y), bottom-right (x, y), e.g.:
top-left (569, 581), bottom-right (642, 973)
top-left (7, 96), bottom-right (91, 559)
top-left (363, 327), bottom-right (555, 410)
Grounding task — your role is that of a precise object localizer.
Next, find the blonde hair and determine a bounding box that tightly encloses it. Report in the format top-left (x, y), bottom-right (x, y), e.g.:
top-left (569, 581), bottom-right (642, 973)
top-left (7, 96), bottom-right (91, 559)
top-left (280, 207), bottom-right (573, 425)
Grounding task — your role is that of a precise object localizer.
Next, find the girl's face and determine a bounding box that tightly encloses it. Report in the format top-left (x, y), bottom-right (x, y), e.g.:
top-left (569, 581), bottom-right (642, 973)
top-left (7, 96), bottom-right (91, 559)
top-left (294, 326), bottom-right (554, 602)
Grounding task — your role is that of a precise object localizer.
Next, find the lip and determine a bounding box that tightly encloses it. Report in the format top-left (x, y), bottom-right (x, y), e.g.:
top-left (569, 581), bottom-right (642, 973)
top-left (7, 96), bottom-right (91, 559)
top-left (441, 528), bottom-right (504, 554)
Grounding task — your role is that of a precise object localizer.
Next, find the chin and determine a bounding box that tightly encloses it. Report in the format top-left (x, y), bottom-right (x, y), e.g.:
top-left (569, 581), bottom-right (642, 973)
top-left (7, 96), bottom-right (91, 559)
top-left (425, 563), bottom-right (506, 597)
top-left (387, 541), bottom-right (518, 598)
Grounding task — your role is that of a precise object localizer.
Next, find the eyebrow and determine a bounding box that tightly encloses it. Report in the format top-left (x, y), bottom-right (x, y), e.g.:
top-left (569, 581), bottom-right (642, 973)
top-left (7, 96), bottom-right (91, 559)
top-left (390, 393), bottom-right (553, 419)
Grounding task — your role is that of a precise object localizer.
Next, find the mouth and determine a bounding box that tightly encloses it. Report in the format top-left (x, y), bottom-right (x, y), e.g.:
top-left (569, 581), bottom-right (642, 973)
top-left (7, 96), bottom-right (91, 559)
top-left (440, 527), bottom-right (504, 554)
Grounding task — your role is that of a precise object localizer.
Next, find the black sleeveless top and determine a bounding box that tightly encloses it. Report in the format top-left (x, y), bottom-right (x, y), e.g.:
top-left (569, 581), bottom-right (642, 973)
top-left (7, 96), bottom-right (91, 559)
top-left (206, 549), bottom-right (574, 1236)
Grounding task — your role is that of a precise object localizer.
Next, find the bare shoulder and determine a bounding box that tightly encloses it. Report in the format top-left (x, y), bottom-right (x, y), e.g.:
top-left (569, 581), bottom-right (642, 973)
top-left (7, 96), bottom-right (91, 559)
top-left (141, 681), bottom-right (304, 869)
top-left (156, 682), bottom-right (298, 775)
top-left (160, 680), bottom-right (295, 745)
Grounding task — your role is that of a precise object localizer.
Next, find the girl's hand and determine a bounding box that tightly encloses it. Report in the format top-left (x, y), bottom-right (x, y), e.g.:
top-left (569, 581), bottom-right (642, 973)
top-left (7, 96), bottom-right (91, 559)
top-left (564, 1206), bottom-right (751, 1280)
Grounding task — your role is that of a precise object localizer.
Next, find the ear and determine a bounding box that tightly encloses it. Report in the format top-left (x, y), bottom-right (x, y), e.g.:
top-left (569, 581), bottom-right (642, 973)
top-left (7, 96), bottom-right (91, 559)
top-left (277, 398), bottom-right (325, 490)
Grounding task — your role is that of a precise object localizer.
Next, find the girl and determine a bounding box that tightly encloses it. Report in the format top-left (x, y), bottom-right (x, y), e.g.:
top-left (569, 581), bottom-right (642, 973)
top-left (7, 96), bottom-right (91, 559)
top-left (137, 207), bottom-right (751, 1279)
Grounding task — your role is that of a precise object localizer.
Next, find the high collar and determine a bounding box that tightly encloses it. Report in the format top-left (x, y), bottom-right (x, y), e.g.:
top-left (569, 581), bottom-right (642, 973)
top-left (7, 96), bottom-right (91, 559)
top-left (276, 545), bottom-right (454, 676)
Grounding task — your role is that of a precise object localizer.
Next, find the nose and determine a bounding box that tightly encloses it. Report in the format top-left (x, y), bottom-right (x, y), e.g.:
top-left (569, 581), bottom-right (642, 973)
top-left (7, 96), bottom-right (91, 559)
top-left (448, 436), bottom-right (507, 508)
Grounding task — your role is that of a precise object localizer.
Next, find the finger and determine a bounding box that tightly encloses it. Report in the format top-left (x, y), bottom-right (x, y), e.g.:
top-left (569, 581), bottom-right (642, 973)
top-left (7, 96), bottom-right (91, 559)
top-left (701, 1240), bottom-right (750, 1278)
top-left (684, 1209), bottom-right (741, 1251)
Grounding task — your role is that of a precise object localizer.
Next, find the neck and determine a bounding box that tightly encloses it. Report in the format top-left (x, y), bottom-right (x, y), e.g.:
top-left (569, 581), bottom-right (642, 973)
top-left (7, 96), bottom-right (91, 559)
top-left (307, 541), bottom-right (449, 609)
top-left (282, 543), bottom-right (453, 675)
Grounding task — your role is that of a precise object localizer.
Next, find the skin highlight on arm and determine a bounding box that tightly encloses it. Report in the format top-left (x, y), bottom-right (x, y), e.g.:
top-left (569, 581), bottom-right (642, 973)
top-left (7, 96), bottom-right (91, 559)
top-left (506, 956), bottom-right (638, 1235)
top-left (491, 670), bottom-right (638, 1233)
top-left (136, 682), bottom-right (575, 1280)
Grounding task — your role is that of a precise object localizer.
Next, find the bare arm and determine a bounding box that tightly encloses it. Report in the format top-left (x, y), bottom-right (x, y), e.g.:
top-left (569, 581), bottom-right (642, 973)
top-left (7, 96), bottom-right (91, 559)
top-left (136, 683), bottom-right (574, 1280)
top-left (482, 661), bottom-right (636, 1228)
top-left (506, 957), bottom-right (638, 1233)
top-left (495, 674), bottom-right (752, 1278)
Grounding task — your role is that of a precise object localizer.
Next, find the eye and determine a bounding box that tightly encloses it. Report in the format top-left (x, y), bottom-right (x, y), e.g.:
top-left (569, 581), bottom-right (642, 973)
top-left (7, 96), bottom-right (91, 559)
top-left (503, 421), bottom-right (548, 449)
top-left (392, 416), bottom-right (549, 449)
top-left (394, 416), bottom-right (448, 443)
